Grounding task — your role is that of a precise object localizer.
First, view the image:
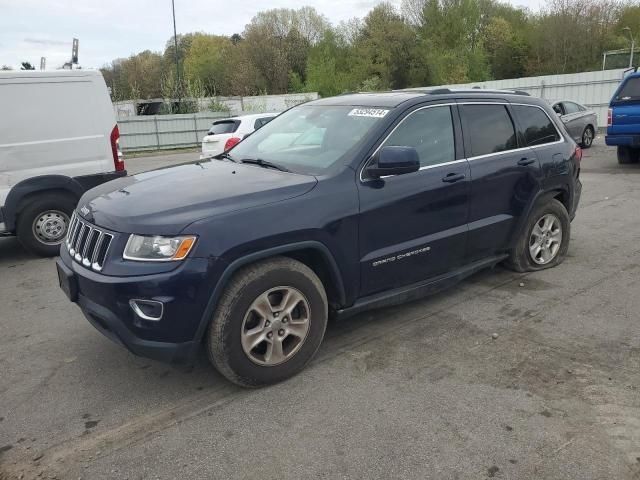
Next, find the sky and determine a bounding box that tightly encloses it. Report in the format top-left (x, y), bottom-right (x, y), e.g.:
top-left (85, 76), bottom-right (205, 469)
top-left (0, 0), bottom-right (542, 70)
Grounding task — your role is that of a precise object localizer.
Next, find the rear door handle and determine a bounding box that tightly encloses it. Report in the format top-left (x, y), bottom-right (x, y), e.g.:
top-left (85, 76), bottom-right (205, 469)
top-left (517, 157), bottom-right (536, 166)
top-left (442, 173), bottom-right (465, 183)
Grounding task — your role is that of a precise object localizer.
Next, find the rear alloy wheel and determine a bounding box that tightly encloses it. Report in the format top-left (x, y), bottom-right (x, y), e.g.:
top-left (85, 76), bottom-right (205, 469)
top-left (505, 198), bottom-right (570, 272)
top-left (581, 126), bottom-right (594, 148)
top-left (207, 257), bottom-right (328, 387)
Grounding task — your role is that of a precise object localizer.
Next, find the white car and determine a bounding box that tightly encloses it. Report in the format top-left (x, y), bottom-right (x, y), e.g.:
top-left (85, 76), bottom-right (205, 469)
top-left (0, 70), bottom-right (125, 256)
top-left (200, 113), bottom-right (278, 160)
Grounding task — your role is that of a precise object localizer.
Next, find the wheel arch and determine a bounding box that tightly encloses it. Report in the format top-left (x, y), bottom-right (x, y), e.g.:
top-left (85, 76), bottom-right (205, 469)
top-left (193, 241), bottom-right (347, 345)
top-left (3, 175), bottom-right (82, 231)
top-left (509, 187), bottom-right (570, 249)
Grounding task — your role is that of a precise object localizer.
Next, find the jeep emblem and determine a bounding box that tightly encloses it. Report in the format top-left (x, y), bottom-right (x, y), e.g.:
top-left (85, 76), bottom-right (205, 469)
top-left (80, 205), bottom-right (90, 216)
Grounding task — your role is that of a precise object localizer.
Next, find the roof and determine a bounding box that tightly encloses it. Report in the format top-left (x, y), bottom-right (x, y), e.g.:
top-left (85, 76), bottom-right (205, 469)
top-left (0, 70), bottom-right (101, 79)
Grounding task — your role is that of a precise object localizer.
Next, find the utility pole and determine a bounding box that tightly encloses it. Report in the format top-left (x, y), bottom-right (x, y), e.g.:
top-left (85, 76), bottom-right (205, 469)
top-left (171, 0), bottom-right (181, 111)
top-left (623, 27), bottom-right (635, 69)
top-left (40, 57), bottom-right (46, 70)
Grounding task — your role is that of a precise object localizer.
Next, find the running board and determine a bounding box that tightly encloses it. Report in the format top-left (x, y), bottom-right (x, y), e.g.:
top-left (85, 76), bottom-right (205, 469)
top-left (335, 254), bottom-right (508, 320)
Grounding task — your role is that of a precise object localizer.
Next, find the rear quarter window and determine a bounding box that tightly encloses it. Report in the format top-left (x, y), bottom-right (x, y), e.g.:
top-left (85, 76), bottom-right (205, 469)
top-left (511, 105), bottom-right (560, 146)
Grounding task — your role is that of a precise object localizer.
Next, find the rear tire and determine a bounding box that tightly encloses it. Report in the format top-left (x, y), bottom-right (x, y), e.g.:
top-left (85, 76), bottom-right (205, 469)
top-left (581, 126), bottom-right (594, 148)
top-left (617, 146), bottom-right (640, 164)
top-left (505, 198), bottom-right (570, 273)
top-left (16, 193), bottom-right (76, 257)
top-left (206, 256), bottom-right (328, 387)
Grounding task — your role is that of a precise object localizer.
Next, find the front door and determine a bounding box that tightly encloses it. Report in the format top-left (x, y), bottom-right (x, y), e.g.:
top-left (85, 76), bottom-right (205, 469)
top-left (357, 104), bottom-right (470, 297)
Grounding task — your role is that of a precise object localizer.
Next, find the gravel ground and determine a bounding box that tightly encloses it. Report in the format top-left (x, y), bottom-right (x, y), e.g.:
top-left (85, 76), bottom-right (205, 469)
top-left (1, 137), bottom-right (639, 480)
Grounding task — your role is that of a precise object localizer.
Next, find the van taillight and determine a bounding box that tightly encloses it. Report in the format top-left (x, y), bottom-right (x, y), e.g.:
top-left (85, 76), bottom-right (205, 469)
top-left (607, 108), bottom-right (613, 126)
top-left (224, 137), bottom-right (241, 151)
top-left (110, 125), bottom-right (125, 172)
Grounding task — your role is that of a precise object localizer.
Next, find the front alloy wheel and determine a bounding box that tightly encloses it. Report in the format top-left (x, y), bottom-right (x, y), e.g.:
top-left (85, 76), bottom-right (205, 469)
top-left (241, 287), bottom-right (311, 366)
top-left (528, 213), bottom-right (562, 265)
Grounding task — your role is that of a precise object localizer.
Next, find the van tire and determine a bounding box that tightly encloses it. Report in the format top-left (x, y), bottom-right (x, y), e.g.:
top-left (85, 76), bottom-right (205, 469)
top-left (16, 193), bottom-right (76, 257)
top-left (206, 256), bottom-right (328, 387)
top-left (505, 198), bottom-right (570, 273)
top-left (617, 146), bottom-right (640, 164)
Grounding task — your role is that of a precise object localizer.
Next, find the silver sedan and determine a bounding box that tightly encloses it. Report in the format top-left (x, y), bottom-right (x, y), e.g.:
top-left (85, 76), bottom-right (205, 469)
top-left (550, 100), bottom-right (598, 148)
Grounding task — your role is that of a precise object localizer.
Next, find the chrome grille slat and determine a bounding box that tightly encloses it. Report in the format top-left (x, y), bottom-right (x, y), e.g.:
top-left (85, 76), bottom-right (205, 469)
top-left (65, 213), bottom-right (114, 272)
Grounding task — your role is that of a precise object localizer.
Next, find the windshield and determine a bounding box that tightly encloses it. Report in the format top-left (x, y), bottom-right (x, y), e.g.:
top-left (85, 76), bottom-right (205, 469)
top-left (228, 105), bottom-right (389, 175)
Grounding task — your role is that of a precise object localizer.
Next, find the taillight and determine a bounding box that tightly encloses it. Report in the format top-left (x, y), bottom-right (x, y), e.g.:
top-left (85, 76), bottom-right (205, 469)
top-left (110, 125), bottom-right (125, 172)
top-left (574, 146), bottom-right (582, 165)
top-left (607, 108), bottom-right (613, 126)
top-left (224, 137), bottom-right (241, 151)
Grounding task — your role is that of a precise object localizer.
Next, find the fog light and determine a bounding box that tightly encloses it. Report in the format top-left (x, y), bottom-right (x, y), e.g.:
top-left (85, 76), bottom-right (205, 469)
top-left (129, 299), bottom-right (164, 321)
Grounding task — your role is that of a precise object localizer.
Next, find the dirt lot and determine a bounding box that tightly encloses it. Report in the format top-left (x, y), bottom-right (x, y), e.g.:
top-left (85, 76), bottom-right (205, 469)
top-left (1, 139), bottom-right (639, 480)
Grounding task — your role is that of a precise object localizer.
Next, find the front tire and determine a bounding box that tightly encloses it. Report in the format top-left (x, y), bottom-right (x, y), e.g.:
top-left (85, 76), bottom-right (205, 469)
top-left (207, 257), bottom-right (328, 387)
top-left (16, 193), bottom-right (76, 257)
top-left (581, 126), bottom-right (594, 148)
top-left (506, 198), bottom-right (570, 273)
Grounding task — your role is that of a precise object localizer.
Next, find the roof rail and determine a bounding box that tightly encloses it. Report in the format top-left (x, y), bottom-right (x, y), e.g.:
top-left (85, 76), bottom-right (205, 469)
top-left (426, 88), bottom-right (530, 96)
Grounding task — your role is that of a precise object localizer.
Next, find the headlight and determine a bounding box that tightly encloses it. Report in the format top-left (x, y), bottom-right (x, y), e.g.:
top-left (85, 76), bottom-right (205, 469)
top-left (123, 235), bottom-right (197, 262)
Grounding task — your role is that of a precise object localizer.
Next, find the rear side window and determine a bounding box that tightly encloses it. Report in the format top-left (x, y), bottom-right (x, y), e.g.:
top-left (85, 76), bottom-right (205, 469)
top-left (460, 104), bottom-right (517, 157)
top-left (616, 77), bottom-right (640, 102)
top-left (563, 102), bottom-right (581, 114)
top-left (208, 120), bottom-right (239, 135)
top-left (254, 117), bottom-right (274, 130)
top-left (382, 106), bottom-right (455, 167)
top-left (511, 105), bottom-right (560, 146)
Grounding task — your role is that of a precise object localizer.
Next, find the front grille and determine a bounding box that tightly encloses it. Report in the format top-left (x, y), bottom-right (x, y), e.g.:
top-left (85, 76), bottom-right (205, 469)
top-left (65, 213), bottom-right (114, 271)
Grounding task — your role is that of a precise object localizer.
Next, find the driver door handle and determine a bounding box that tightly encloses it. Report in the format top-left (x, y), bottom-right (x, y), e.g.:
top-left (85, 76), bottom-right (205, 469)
top-left (442, 173), bottom-right (465, 183)
top-left (517, 157), bottom-right (536, 166)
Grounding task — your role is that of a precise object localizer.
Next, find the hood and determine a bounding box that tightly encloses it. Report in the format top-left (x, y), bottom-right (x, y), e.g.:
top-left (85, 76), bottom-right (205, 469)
top-left (79, 160), bottom-right (317, 235)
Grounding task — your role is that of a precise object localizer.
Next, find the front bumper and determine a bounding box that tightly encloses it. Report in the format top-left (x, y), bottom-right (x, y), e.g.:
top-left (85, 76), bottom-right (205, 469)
top-left (605, 134), bottom-right (640, 147)
top-left (57, 247), bottom-right (225, 365)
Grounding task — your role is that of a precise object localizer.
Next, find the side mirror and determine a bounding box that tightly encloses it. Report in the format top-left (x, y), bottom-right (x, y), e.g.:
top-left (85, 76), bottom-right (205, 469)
top-left (366, 146), bottom-right (420, 179)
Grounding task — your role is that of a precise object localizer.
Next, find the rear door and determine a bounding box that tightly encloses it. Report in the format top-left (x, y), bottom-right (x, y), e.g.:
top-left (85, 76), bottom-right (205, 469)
top-left (357, 103), bottom-right (470, 296)
top-left (460, 102), bottom-right (542, 262)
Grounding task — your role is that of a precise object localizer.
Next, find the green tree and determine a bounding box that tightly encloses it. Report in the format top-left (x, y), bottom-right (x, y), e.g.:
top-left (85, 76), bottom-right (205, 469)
top-left (21, 62), bottom-right (36, 70)
top-left (183, 33), bottom-right (232, 95)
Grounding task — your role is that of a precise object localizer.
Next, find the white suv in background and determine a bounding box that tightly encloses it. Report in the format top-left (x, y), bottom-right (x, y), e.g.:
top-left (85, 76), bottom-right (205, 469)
top-left (200, 113), bottom-right (278, 160)
top-left (0, 70), bottom-right (125, 256)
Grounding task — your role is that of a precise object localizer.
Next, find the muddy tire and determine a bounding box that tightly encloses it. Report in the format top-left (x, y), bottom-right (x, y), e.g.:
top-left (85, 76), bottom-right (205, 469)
top-left (206, 256), bottom-right (328, 387)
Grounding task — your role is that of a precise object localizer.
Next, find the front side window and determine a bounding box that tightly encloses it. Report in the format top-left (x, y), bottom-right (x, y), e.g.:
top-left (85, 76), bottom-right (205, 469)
top-left (381, 106), bottom-right (455, 168)
top-left (229, 105), bottom-right (387, 175)
top-left (512, 105), bottom-right (560, 146)
top-left (460, 104), bottom-right (517, 157)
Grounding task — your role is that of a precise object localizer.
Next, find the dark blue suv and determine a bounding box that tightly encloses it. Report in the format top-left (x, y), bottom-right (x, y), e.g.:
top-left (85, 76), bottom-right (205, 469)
top-left (605, 71), bottom-right (640, 164)
top-left (56, 90), bottom-right (582, 387)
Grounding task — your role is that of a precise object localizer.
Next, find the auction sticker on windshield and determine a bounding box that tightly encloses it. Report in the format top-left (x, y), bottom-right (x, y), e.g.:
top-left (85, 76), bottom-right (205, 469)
top-left (348, 108), bottom-right (389, 118)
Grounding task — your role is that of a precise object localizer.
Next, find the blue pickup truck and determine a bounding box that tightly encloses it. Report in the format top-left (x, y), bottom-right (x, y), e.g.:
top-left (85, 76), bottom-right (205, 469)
top-left (606, 71), bottom-right (640, 164)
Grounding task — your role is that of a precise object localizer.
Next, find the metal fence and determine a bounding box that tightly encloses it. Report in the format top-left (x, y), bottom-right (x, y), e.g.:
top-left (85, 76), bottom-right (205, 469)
top-left (118, 112), bottom-right (232, 152)
top-left (401, 68), bottom-right (629, 128)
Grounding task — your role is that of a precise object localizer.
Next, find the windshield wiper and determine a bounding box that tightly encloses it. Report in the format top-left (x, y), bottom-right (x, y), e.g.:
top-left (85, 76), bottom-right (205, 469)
top-left (214, 152), bottom-right (238, 163)
top-left (240, 158), bottom-right (290, 172)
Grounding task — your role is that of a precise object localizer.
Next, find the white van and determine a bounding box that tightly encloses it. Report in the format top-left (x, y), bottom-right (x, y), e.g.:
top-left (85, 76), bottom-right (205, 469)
top-left (0, 70), bottom-right (125, 256)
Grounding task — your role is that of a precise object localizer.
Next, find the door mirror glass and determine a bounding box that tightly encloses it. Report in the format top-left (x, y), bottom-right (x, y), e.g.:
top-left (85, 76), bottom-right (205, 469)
top-left (367, 146), bottom-right (420, 178)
